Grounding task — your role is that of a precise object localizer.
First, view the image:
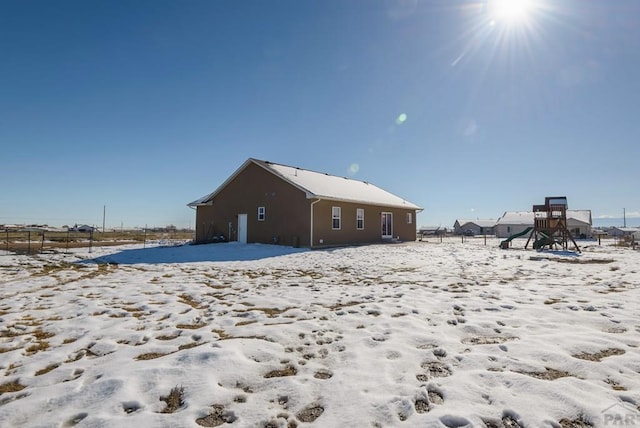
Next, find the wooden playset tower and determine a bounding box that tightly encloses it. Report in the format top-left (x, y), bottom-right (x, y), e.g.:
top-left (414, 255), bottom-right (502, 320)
top-left (525, 196), bottom-right (580, 252)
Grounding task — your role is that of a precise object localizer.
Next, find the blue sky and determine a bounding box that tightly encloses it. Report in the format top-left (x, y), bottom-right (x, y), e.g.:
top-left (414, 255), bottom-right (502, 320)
top-left (2, 0), bottom-right (639, 229)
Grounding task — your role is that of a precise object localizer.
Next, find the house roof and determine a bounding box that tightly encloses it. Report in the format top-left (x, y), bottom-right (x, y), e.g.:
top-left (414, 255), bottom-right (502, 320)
top-left (496, 211), bottom-right (534, 225)
top-left (567, 210), bottom-right (592, 225)
top-left (188, 158), bottom-right (422, 210)
top-left (496, 210), bottom-right (592, 225)
top-left (454, 219), bottom-right (496, 228)
top-left (610, 227), bottom-right (640, 233)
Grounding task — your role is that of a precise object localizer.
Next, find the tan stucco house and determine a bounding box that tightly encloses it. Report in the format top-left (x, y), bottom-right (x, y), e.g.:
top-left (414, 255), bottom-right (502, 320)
top-left (188, 158), bottom-right (422, 247)
top-left (495, 210), bottom-right (592, 239)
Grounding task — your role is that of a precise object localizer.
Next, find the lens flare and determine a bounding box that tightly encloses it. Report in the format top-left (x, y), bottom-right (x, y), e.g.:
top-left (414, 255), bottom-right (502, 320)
top-left (488, 0), bottom-right (532, 24)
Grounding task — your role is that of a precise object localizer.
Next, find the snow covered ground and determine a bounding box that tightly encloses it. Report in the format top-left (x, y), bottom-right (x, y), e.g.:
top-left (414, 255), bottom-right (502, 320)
top-left (0, 239), bottom-right (638, 427)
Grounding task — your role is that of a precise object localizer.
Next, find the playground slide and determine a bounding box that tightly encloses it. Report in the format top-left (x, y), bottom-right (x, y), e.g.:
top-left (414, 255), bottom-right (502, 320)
top-left (500, 227), bottom-right (533, 246)
top-left (533, 233), bottom-right (561, 250)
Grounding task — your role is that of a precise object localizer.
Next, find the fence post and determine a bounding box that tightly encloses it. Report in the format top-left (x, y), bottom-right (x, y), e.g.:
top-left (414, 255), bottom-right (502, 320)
top-left (5, 230), bottom-right (8, 254)
top-left (28, 231), bottom-right (31, 255)
top-left (66, 229), bottom-right (70, 254)
top-left (41, 231), bottom-right (45, 254)
top-left (89, 229), bottom-right (93, 254)
top-left (144, 226), bottom-right (147, 248)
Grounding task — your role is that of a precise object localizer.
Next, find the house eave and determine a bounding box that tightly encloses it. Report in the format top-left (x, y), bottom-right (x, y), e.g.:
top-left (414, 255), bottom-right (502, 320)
top-left (305, 194), bottom-right (422, 210)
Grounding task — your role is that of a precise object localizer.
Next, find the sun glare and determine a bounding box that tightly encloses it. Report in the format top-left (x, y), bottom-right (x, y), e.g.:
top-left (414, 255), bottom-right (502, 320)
top-left (488, 0), bottom-right (533, 25)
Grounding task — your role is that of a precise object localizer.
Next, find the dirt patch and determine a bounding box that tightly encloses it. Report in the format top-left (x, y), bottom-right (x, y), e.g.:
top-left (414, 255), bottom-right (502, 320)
top-left (462, 336), bottom-right (518, 345)
top-left (415, 399), bottom-right (429, 413)
top-left (559, 416), bottom-right (593, 427)
top-left (265, 366), bottom-right (297, 378)
top-left (313, 370), bottom-right (333, 379)
top-left (484, 415), bottom-right (523, 428)
top-left (517, 367), bottom-right (572, 380)
top-left (159, 386), bottom-right (184, 413)
top-left (416, 362), bottom-right (451, 381)
top-left (196, 405), bottom-right (238, 427)
top-left (572, 348), bottom-right (625, 362)
top-left (296, 404), bottom-right (324, 423)
top-left (605, 378), bottom-right (626, 391)
top-left (428, 389), bottom-right (444, 405)
top-left (529, 256), bottom-right (614, 264)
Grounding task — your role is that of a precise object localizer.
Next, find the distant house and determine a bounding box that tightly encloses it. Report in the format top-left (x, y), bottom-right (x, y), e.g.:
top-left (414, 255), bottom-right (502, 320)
top-left (495, 210), bottom-right (592, 238)
top-left (418, 226), bottom-right (445, 237)
top-left (188, 158), bottom-right (422, 247)
top-left (566, 210), bottom-right (593, 239)
top-left (607, 227), bottom-right (640, 238)
top-left (453, 219), bottom-right (496, 236)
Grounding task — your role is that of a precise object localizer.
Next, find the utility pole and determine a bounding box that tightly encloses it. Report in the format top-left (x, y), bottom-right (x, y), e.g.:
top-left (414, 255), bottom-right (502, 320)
top-left (103, 205), bottom-right (106, 232)
top-left (623, 208), bottom-right (626, 228)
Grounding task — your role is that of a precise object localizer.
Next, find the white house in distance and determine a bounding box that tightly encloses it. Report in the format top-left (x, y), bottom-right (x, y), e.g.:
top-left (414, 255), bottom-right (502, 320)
top-left (453, 219), bottom-right (496, 235)
top-left (607, 227), bottom-right (640, 238)
top-left (495, 210), bottom-right (593, 239)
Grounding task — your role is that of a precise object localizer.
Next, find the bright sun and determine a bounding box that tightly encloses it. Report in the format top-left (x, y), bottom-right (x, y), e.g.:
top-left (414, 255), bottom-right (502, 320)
top-left (488, 0), bottom-right (533, 25)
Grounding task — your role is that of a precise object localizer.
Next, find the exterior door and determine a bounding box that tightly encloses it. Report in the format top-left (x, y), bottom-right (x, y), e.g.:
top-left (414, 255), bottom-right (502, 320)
top-left (237, 214), bottom-right (247, 243)
top-left (381, 212), bottom-right (393, 238)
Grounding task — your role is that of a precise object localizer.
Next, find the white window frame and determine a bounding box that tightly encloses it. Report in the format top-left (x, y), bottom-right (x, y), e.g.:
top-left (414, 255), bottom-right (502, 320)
top-left (332, 206), bottom-right (341, 230)
top-left (406, 212), bottom-right (412, 224)
top-left (356, 208), bottom-right (364, 230)
top-left (257, 206), bottom-right (265, 221)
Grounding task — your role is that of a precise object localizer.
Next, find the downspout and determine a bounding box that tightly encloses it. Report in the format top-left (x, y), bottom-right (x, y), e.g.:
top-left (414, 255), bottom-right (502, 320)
top-left (310, 198), bottom-right (320, 248)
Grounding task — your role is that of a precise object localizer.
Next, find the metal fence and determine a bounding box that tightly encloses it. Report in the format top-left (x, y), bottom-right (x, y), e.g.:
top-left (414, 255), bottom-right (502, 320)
top-left (1, 229), bottom-right (194, 255)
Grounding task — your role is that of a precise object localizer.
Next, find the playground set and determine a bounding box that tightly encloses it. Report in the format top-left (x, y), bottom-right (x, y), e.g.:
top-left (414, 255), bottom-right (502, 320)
top-left (500, 196), bottom-right (580, 252)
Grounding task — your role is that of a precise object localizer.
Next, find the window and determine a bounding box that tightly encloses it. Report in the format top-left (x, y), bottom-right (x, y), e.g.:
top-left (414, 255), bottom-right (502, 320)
top-left (332, 206), bottom-right (341, 229)
top-left (406, 212), bottom-right (412, 224)
top-left (257, 206), bottom-right (265, 221)
top-left (356, 208), bottom-right (364, 230)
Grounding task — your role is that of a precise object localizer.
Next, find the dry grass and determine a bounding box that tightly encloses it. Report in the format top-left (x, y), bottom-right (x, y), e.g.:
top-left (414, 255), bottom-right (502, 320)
top-left (176, 322), bottom-right (207, 330)
top-left (136, 352), bottom-right (172, 360)
top-left (0, 380), bottom-right (26, 395)
top-left (195, 404), bottom-right (235, 427)
top-left (178, 294), bottom-right (202, 309)
top-left (178, 342), bottom-right (203, 351)
top-left (25, 341), bottom-right (50, 355)
top-left (517, 367), bottom-right (572, 380)
top-left (35, 363), bottom-right (60, 376)
top-left (233, 306), bottom-right (294, 318)
top-left (572, 348), bottom-right (625, 362)
top-left (264, 366), bottom-right (297, 378)
top-left (235, 320), bottom-right (258, 327)
top-left (156, 333), bottom-right (181, 341)
top-left (159, 386), bottom-right (184, 413)
top-left (212, 329), bottom-right (231, 340)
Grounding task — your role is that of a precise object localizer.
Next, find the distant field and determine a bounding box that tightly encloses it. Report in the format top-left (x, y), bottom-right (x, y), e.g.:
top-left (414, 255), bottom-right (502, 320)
top-left (0, 230), bottom-right (194, 254)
